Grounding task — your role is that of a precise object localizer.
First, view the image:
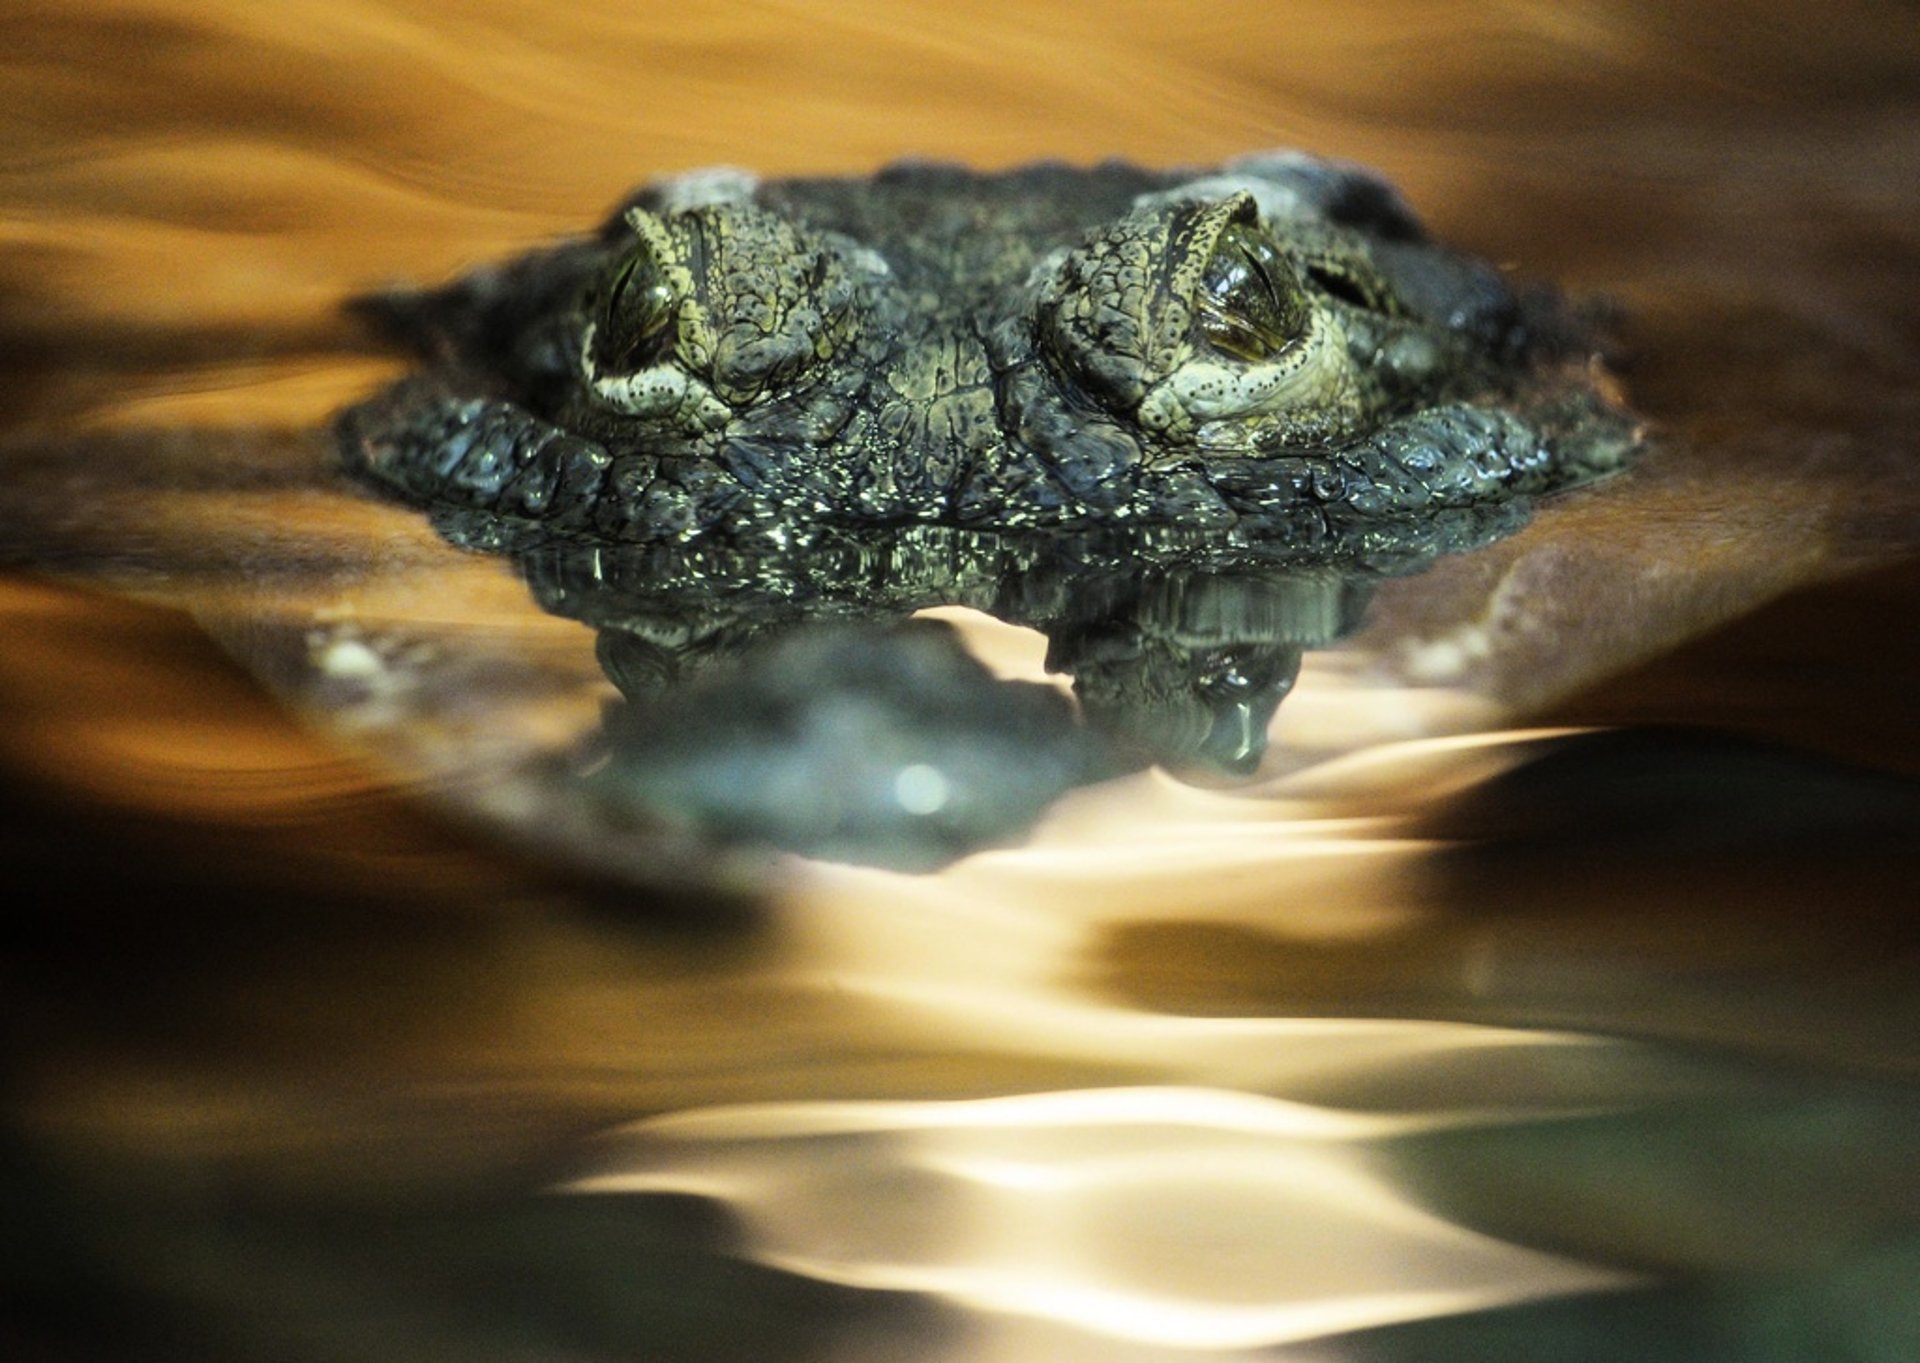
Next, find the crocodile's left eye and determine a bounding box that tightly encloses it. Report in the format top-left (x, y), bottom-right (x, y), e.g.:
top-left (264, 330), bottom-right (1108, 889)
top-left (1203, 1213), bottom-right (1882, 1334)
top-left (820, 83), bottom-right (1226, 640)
top-left (1195, 220), bottom-right (1308, 363)
top-left (597, 240), bottom-right (678, 372)
top-left (1036, 193), bottom-right (1361, 443)
top-left (579, 203), bottom-right (871, 429)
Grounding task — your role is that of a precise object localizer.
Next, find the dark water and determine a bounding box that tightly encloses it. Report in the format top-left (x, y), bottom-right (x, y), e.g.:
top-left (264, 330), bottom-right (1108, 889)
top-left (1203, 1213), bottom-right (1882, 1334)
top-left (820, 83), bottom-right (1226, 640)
top-left (3, 3), bottom-right (1919, 1360)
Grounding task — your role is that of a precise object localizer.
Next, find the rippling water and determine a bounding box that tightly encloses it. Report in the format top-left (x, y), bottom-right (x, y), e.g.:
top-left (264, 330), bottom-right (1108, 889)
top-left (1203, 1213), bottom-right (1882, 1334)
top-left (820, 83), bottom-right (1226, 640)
top-left (4, 3), bottom-right (1919, 1360)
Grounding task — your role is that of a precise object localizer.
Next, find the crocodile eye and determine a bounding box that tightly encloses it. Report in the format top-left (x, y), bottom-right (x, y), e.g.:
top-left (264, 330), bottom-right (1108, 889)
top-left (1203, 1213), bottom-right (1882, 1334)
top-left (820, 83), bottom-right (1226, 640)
top-left (597, 245), bottom-right (677, 371)
top-left (1195, 221), bottom-right (1308, 363)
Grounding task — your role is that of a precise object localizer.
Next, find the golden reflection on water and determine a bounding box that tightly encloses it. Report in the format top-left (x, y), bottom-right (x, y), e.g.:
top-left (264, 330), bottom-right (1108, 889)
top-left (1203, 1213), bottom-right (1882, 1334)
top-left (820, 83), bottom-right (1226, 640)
top-left (569, 1082), bottom-right (1639, 1354)
top-left (4, 1), bottom-right (1920, 1359)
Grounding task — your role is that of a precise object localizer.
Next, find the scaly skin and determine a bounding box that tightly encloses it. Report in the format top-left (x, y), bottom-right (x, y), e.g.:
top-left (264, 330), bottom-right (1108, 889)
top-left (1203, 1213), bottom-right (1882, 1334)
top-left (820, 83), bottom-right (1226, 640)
top-left (339, 153), bottom-right (1640, 546)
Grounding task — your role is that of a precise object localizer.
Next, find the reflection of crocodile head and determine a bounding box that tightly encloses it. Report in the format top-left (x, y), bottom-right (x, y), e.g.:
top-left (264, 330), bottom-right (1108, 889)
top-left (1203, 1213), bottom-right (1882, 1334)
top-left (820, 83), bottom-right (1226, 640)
top-left (477, 517), bottom-right (1517, 866)
top-left (493, 515), bottom-right (1519, 774)
top-left (339, 153), bottom-right (1640, 544)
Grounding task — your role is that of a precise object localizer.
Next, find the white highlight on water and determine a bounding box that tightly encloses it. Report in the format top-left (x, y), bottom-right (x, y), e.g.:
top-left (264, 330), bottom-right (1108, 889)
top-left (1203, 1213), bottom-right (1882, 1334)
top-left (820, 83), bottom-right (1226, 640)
top-left (569, 1081), bottom-right (1635, 1353)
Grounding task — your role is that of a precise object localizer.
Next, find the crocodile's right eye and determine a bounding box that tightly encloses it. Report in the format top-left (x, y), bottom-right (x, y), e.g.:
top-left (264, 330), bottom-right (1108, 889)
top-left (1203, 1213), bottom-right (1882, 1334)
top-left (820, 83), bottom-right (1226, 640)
top-left (597, 243), bottom-right (678, 372)
top-left (578, 202), bottom-right (872, 431)
top-left (1195, 220), bottom-right (1309, 363)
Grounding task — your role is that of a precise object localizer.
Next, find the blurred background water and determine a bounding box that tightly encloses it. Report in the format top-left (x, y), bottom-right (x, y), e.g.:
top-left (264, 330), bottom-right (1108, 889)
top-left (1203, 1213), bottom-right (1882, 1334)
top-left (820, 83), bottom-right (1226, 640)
top-left (2, 2), bottom-right (1919, 1360)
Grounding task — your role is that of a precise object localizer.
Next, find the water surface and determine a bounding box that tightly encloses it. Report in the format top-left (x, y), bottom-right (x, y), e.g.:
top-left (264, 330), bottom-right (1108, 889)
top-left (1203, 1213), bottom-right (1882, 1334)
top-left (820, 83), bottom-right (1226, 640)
top-left (3, 3), bottom-right (1919, 1360)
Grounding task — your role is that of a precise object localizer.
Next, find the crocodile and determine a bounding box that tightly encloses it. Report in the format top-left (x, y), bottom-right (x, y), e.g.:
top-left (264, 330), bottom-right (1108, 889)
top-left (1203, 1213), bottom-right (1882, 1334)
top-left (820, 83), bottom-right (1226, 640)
top-left (338, 152), bottom-right (1639, 547)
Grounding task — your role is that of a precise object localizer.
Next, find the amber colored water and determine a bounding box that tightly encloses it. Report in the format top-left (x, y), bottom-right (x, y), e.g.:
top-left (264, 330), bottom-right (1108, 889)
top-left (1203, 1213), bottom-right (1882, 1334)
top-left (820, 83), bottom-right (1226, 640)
top-left (2, 3), bottom-right (1919, 1361)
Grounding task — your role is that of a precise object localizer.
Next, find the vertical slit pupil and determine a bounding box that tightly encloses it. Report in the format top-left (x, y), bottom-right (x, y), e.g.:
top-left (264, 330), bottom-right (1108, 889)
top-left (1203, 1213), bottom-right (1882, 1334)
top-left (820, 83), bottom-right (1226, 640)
top-left (600, 249), bottom-right (675, 370)
top-left (1198, 222), bottom-right (1307, 362)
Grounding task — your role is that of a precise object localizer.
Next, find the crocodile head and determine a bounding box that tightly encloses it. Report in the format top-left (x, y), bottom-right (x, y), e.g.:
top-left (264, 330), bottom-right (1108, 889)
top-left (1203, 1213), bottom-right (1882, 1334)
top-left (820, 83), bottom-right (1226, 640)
top-left (341, 153), bottom-right (1638, 546)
